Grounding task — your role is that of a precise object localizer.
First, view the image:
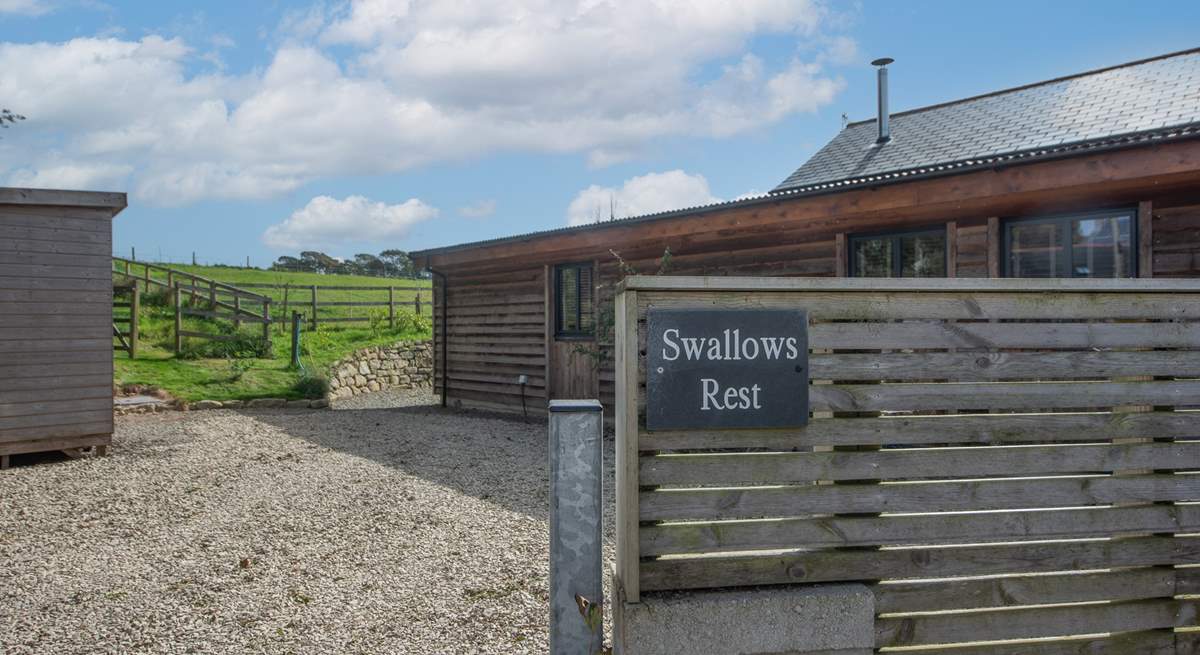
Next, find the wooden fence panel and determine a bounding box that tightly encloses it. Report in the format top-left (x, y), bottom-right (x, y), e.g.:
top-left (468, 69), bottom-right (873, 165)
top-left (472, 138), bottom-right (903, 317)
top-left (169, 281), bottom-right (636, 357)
top-left (615, 276), bottom-right (1200, 652)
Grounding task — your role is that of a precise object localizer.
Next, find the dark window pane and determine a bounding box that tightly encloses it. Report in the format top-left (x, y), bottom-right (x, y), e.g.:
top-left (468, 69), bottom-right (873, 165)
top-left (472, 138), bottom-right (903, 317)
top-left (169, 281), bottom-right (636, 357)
top-left (556, 263), bottom-right (594, 336)
top-left (852, 237), bottom-right (892, 277)
top-left (1071, 214), bottom-right (1132, 278)
top-left (900, 234), bottom-right (946, 277)
top-left (1008, 223), bottom-right (1062, 277)
top-left (558, 267), bottom-right (579, 333)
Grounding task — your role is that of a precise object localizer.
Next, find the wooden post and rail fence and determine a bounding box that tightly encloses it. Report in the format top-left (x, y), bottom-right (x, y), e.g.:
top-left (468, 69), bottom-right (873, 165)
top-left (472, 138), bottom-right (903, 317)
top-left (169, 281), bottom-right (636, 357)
top-left (600, 276), bottom-right (1200, 653)
top-left (112, 257), bottom-right (430, 357)
top-left (232, 282), bottom-right (429, 330)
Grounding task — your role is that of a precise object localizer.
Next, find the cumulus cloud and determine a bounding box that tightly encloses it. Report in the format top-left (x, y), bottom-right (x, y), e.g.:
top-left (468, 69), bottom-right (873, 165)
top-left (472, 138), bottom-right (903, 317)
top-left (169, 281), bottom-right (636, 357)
top-left (458, 199), bottom-right (496, 219)
top-left (566, 170), bottom-right (720, 227)
top-left (262, 195), bottom-right (438, 250)
top-left (1, 1), bottom-right (853, 205)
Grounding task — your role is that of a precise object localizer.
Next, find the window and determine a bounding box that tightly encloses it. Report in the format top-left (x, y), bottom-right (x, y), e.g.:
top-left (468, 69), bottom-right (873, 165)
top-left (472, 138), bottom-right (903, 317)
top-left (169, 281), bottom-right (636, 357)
top-left (848, 228), bottom-right (947, 277)
top-left (555, 263), bottom-right (594, 338)
top-left (1004, 210), bottom-right (1135, 278)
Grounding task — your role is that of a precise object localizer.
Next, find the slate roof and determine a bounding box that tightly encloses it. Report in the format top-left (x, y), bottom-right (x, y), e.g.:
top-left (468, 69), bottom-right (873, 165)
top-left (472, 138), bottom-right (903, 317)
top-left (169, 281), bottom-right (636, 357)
top-left (773, 48), bottom-right (1200, 193)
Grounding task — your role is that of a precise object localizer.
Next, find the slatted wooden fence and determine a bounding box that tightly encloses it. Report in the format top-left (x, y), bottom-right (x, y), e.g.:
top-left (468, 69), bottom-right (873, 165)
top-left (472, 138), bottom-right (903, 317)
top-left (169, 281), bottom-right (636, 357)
top-left (615, 276), bottom-right (1200, 653)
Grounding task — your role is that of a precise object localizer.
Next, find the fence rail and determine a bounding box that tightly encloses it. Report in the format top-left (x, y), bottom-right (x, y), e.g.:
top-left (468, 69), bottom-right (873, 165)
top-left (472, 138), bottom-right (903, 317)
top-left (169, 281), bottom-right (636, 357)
top-left (615, 276), bottom-right (1200, 654)
top-left (231, 282), bottom-right (431, 329)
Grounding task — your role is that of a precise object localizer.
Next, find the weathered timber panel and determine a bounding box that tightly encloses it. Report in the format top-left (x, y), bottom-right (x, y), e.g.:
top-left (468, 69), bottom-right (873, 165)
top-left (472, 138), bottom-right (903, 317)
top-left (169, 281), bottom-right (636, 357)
top-left (0, 198), bottom-right (120, 455)
top-left (616, 277), bottom-right (1200, 651)
top-left (434, 268), bottom-right (548, 413)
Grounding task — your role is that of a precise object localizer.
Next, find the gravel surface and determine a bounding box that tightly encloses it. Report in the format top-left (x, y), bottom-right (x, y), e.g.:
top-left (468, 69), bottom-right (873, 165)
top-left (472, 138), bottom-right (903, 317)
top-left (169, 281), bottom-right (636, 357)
top-left (1, 389), bottom-right (615, 654)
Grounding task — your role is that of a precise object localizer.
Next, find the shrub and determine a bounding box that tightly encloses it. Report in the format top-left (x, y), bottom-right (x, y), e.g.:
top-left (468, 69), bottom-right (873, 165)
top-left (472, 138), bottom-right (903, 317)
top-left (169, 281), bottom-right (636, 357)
top-left (293, 375), bottom-right (329, 399)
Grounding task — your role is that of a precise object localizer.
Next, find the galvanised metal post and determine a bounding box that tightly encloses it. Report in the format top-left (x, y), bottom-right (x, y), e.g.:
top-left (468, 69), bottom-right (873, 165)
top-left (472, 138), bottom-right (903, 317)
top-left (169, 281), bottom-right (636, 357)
top-left (548, 399), bottom-right (604, 655)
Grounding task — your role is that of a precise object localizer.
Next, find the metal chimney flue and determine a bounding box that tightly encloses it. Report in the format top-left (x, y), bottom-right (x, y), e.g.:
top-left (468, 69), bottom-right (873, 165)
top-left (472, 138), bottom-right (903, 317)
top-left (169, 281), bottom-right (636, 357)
top-left (872, 57), bottom-right (894, 143)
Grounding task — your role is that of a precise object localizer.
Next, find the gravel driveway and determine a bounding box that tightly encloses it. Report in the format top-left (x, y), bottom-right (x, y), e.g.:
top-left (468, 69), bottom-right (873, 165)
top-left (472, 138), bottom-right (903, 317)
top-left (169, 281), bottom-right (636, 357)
top-left (0, 389), bottom-right (615, 654)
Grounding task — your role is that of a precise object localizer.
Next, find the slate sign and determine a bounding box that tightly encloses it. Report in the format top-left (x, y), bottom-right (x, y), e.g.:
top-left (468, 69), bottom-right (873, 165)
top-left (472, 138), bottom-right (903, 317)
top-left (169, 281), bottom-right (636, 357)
top-left (645, 308), bottom-right (809, 431)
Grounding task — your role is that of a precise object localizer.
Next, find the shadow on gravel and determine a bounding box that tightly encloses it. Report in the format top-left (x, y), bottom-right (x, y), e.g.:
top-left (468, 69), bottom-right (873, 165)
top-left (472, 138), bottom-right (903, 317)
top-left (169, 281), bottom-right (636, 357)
top-left (245, 402), bottom-right (550, 519)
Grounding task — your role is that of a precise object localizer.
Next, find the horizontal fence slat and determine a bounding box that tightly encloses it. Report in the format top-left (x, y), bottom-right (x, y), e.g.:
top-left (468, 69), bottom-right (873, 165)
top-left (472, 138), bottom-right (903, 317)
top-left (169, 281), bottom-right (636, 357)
top-left (640, 443), bottom-right (1200, 486)
top-left (809, 321), bottom-right (1200, 350)
top-left (640, 504), bottom-right (1200, 556)
top-left (636, 290), bottom-right (1200, 320)
top-left (875, 598), bottom-right (1197, 648)
top-left (640, 474), bottom-right (1200, 520)
top-left (873, 568), bottom-right (1178, 614)
top-left (882, 632), bottom-right (1179, 655)
top-left (176, 331), bottom-right (254, 342)
top-left (810, 350), bottom-right (1200, 381)
top-left (638, 536), bottom-right (1200, 590)
top-left (639, 410), bottom-right (1200, 451)
top-left (809, 380), bottom-right (1200, 412)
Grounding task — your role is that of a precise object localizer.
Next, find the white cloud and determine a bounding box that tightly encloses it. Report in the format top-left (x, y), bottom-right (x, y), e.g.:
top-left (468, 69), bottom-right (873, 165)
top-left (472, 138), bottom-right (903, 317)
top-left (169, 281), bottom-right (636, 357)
top-left (0, 0), bottom-right (51, 15)
top-left (262, 195), bottom-right (439, 250)
top-left (0, 1), bottom-right (853, 204)
top-left (566, 170), bottom-right (720, 227)
top-left (8, 161), bottom-right (132, 190)
top-left (458, 199), bottom-right (496, 219)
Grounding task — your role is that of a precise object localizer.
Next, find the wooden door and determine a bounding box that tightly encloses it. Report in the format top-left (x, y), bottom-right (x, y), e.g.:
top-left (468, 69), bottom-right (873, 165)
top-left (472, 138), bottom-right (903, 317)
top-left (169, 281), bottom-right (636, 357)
top-left (545, 263), bottom-right (600, 401)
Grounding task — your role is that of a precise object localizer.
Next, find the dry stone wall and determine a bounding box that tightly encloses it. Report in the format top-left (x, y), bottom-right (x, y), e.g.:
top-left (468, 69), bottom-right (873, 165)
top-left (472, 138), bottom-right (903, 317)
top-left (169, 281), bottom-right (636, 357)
top-left (327, 340), bottom-right (434, 400)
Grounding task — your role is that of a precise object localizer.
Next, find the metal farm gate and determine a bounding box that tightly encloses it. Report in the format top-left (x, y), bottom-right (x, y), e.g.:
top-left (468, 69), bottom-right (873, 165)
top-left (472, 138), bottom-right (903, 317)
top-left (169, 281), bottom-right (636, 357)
top-left (614, 276), bottom-right (1200, 653)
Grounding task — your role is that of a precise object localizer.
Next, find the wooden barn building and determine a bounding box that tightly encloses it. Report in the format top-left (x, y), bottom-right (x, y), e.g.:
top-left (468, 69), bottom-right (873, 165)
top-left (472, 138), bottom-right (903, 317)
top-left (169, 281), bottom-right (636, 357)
top-left (412, 48), bottom-right (1200, 415)
top-left (0, 188), bottom-right (126, 465)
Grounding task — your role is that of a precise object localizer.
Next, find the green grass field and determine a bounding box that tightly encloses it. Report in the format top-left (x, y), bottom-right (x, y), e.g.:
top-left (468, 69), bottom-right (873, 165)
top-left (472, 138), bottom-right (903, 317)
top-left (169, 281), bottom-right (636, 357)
top-left (112, 264), bottom-right (433, 402)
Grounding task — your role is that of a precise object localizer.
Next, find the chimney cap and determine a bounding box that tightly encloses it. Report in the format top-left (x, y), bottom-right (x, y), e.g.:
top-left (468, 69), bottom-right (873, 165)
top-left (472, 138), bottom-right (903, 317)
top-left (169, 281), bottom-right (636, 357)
top-left (871, 57), bottom-right (894, 67)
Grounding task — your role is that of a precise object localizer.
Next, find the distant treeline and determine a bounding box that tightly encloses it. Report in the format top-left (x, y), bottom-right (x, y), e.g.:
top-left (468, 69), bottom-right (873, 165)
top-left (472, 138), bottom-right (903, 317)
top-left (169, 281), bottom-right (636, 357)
top-left (271, 250), bottom-right (426, 278)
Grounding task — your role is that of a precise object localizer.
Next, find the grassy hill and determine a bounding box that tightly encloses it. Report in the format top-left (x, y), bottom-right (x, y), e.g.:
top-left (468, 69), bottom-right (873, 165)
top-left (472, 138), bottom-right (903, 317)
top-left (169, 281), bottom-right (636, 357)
top-left (113, 264), bottom-right (433, 403)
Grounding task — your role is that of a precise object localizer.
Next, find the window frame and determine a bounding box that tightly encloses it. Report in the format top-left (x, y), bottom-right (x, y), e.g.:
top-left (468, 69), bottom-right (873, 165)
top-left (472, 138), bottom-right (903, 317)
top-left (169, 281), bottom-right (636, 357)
top-left (1002, 208), bottom-right (1138, 278)
top-left (554, 262), bottom-right (595, 340)
top-left (847, 226), bottom-right (949, 278)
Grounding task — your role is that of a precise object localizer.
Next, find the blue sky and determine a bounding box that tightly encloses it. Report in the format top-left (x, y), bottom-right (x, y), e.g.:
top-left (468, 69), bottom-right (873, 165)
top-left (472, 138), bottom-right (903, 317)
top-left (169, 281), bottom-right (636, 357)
top-left (1, 1), bottom-right (1198, 267)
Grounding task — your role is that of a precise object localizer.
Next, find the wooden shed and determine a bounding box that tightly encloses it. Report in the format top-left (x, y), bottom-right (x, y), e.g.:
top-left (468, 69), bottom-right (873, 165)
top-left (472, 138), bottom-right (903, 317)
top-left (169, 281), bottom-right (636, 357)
top-left (413, 48), bottom-right (1200, 416)
top-left (0, 187), bottom-right (127, 466)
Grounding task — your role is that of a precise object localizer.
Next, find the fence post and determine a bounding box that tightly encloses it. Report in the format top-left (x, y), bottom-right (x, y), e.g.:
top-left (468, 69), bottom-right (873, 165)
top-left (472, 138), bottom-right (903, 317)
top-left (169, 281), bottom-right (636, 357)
top-left (234, 295), bottom-right (242, 329)
top-left (291, 312), bottom-right (302, 369)
top-left (208, 280), bottom-right (216, 310)
top-left (143, 265), bottom-right (150, 294)
top-left (282, 285), bottom-right (290, 334)
top-left (310, 285), bottom-right (318, 330)
top-left (389, 286), bottom-right (396, 328)
top-left (262, 299), bottom-right (271, 353)
top-left (548, 399), bottom-right (604, 655)
top-left (414, 292), bottom-right (421, 315)
top-left (173, 283), bottom-right (182, 353)
top-left (129, 285), bottom-right (139, 359)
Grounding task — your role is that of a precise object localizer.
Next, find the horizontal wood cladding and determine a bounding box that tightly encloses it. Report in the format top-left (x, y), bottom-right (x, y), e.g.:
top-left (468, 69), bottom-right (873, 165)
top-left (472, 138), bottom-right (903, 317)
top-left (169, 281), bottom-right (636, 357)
top-left (0, 205), bottom-right (114, 447)
top-left (1153, 202), bottom-right (1200, 276)
top-left (435, 268), bottom-right (547, 409)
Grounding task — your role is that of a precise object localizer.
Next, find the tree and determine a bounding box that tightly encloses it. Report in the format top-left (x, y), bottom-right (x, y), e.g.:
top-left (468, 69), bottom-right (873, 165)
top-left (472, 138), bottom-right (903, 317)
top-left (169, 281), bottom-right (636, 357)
top-left (380, 249), bottom-right (414, 278)
top-left (300, 251), bottom-right (338, 274)
top-left (271, 255), bottom-right (304, 272)
top-left (0, 109), bottom-right (24, 134)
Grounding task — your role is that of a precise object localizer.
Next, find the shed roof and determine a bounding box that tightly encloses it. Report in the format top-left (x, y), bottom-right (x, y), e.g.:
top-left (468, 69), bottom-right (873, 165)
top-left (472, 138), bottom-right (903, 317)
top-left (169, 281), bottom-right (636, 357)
top-left (774, 48), bottom-right (1200, 193)
top-left (0, 187), bottom-right (127, 212)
